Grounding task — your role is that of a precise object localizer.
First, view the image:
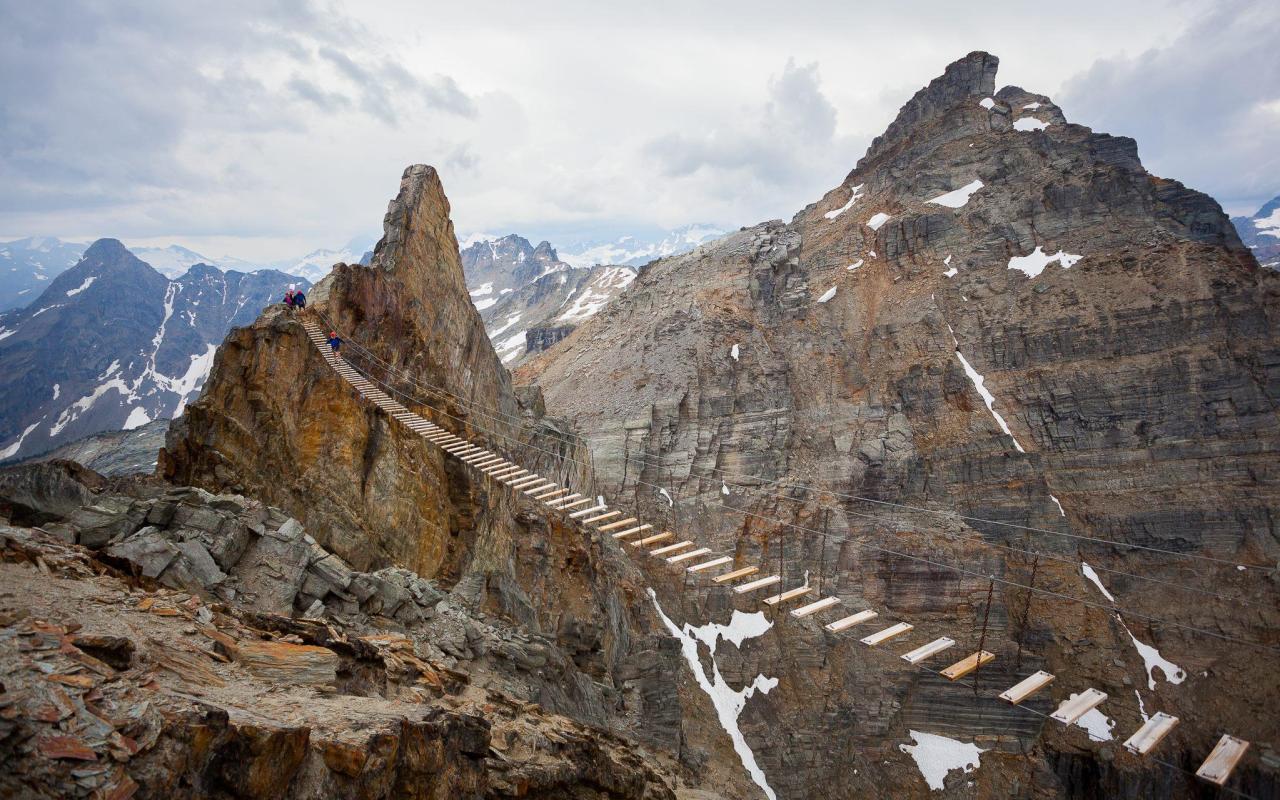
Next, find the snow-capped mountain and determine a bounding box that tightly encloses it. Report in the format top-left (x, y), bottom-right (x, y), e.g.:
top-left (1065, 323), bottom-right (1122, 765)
top-left (1231, 194), bottom-right (1280, 270)
top-left (277, 235), bottom-right (377, 282)
top-left (0, 239), bottom-right (307, 463)
top-left (0, 237), bottom-right (88, 312)
top-left (460, 234), bottom-right (572, 303)
top-left (554, 224), bottom-right (728, 268)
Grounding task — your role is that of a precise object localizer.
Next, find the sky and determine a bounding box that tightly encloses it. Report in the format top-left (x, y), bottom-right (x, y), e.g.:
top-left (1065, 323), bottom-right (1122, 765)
top-left (1, 0), bottom-right (1277, 261)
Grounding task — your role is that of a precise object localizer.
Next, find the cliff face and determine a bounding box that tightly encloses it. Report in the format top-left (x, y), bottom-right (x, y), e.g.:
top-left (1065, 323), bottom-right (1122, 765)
top-left (518, 52), bottom-right (1280, 797)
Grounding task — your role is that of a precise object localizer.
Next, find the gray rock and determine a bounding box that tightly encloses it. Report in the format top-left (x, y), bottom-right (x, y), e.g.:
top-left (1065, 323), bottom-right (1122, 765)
top-left (105, 529), bottom-right (179, 578)
top-left (173, 540), bottom-right (227, 587)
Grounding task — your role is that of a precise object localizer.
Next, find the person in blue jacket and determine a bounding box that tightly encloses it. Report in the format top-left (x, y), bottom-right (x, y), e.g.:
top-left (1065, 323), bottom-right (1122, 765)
top-left (327, 331), bottom-right (342, 357)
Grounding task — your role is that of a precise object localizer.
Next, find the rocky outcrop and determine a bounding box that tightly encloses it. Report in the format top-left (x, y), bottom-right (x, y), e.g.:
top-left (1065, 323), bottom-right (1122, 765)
top-left (155, 168), bottom-right (752, 795)
top-left (518, 52), bottom-right (1280, 797)
top-left (461, 234), bottom-right (571, 299)
top-left (526, 325), bottom-right (576, 354)
top-left (17, 418), bottom-right (169, 476)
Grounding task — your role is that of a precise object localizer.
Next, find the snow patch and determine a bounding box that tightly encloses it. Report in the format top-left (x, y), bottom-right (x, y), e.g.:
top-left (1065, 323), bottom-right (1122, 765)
top-left (1124, 626), bottom-right (1186, 690)
top-left (65, 276), bottom-right (97, 296)
top-left (0, 327), bottom-right (14, 342)
top-left (0, 420), bottom-right (42, 459)
top-left (474, 297), bottom-right (498, 311)
top-left (1049, 494), bottom-right (1065, 516)
top-left (979, 97), bottom-right (995, 110)
top-left (730, 343), bottom-right (739, 361)
top-left (926, 180), bottom-right (984, 208)
top-left (1072, 698), bottom-right (1116, 741)
top-left (649, 590), bottom-right (777, 800)
top-left (721, 482), bottom-right (730, 496)
top-left (824, 183), bottom-right (866, 220)
top-left (469, 282), bottom-right (494, 298)
top-left (867, 212), bottom-right (891, 230)
top-left (51, 383), bottom-right (60, 400)
top-left (658, 488), bottom-right (674, 507)
top-left (943, 266), bottom-right (958, 278)
top-left (489, 314), bottom-right (522, 337)
top-left (817, 286), bottom-right (837, 303)
top-left (1014, 117), bottom-right (1050, 132)
top-left (847, 259), bottom-right (864, 271)
top-left (899, 730), bottom-right (986, 791)
top-left (1023, 102), bottom-right (1042, 110)
top-left (1007, 246), bottom-right (1083, 278)
top-left (123, 407), bottom-right (153, 430)
top-left (1080, 562), bottom-right (1116, 602)
top-left (953, 344), bottom-right (1025, 453)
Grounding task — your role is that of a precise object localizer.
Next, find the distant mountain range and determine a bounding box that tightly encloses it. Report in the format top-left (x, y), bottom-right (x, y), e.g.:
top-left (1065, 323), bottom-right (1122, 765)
top-left (0, 235), bottom-right (375, 309)
top-left (0, 239), bottom-right (307, 463)
top-left (459, 234), bottom-right (637, 365)
top-left (1231, 195), bottom-right (1280, 270)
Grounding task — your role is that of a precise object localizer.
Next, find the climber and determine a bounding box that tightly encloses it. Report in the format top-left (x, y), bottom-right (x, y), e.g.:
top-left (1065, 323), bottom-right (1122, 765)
top-left (293, 289), bottom-right (306, 310)
top-left (283, 287), bottom-right (296, 310)
top-left (327, 331), bottom-right (342, 357)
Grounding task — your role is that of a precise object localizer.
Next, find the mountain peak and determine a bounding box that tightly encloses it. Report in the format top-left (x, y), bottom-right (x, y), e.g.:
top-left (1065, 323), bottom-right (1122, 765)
top-left (858, 50), bottom-right (999, 169)
top-left (81, 238), bottom-right (132, 262)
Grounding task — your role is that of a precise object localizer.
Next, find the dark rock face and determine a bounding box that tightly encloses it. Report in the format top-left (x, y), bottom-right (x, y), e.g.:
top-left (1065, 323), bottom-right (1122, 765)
top-left (1231, 194), bottom-right (1280, 270)
top-left (519, 52), bottom-right (1280, 797)
top-left (0, 240), bottom-right (305, 462)
top-left (16, 418), bottom-right (169, 476)
top-left (527, 325), bottom-right (576, 353)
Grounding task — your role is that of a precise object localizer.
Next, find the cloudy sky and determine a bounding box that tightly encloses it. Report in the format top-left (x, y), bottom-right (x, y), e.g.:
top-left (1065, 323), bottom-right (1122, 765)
top-left (1, 0), bottom-right (1276, 260)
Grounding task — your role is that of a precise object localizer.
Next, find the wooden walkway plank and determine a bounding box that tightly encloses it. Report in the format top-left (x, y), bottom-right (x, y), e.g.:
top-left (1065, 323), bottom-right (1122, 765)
top-left (1123, 712), bottom-right (1179, 756)
top-left (507, 476), bottom-right (545, 489)
top-left (636, 531), bottom-right (673, 547)
top-left (712, 566), bottom-right (758, 584)
top-left (552, 498), bottom-right (594, 511)
top-left (581, 510), bottom-right (622, 525)
top-left (687, 556), bottom-right (732, 573)
top-left (667, 547), bottom-right (712, 564)
top-left (597, 517), bottom-right (639, 532)
top-left (861, 622), bottom-right (913, 646)
top-left (825, 610), bottom-right (877, 632)
top-left (999, 671), bottom-right (1055, 705)
top-left (1050, 689), bottom-right (1108, 726)
top-left (651, 541), bottom-right (693, 556)
top-left (533, 488), bottom-right (570, 500)
top-left (611, 524), bottom-right (652, 539)
top-left (941, 650), bottom-right (996, 680)
top-left (901, 637), bottom-right (955, 664)
top-left (568, 504), bottom-right (608, 519)
top-left (734, 575), bottom-right (782, 594)
top-left (522, 482), bottom-right (557, 495)
top-left (1195, 735), bottom-right (1249, 786)
top-left (763, 586), bottom-right (812, 606)
top-left (791, 596), bottom-right (840, 618)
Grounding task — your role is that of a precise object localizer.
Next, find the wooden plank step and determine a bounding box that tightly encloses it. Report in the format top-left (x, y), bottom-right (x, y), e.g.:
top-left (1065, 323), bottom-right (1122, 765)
top-left (651, 541), bottom-right (693, 556)
top-left (480, 461), bottom-right (513, 473)
top-left (687, 556), bottom-right (732, 573)
top-left (636, 531), bottom-right (673, 547)
top-left (825, 610), bottom-right (877, 632)
top-left (472, 456), bottom-right (506, 468)
top-left (553, 498), bottom-right (594, 511)
top-left (533, 488), bottom-right (571, 501)
top-left (713, 566), bottom-right (758, 583)
top-left (763, 586), bottom-right (812, 606)
top-left (489, 467), bottom-right (525, 479)
top-left (597, 517), bottom-right (639, 532)
top-left (611, 524), bottom-right (652, 540)
top-left (734, 575), bottom-right (782, 594)
top-left (545, 494), bottom-right (582, 507)
top-left (521, 482), bottom-right (557, 495)
top-left (791, 596), bottom-right (840, 618)
top-left (1196, 735), bottom-right (1249, 786)
top-left (1050, 689), bottom-right (1108, 725)
top-left (941, 650), bottom-right (996, 681)
top-left (1123, 712), bottom-right (1179, 756)
top-left (901, 637), bottom-right (955, 664)
top-left (569, 504), bottom-right (608, 519)
top-left (861, 623), bottom-right (913, 646)
top-left (999, 671), bottom-right (1055, 705)
top-left (667, 548), bottom-right (712, 564)
top-left (463, 452), bottom-right (496, 463)
top-left (507, 476), bottom-right (545, 489)
top-left (581, 510), bottom-right (621, 525)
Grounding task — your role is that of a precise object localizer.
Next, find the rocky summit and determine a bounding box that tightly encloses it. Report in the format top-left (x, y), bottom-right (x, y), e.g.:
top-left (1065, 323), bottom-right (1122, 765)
top-left (1, 50), bottom-right (1278, 800)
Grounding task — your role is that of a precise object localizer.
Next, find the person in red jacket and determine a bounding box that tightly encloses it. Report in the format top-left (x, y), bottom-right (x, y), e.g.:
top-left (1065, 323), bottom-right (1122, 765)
top-left (327, 331), bottom-right (342, 358)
